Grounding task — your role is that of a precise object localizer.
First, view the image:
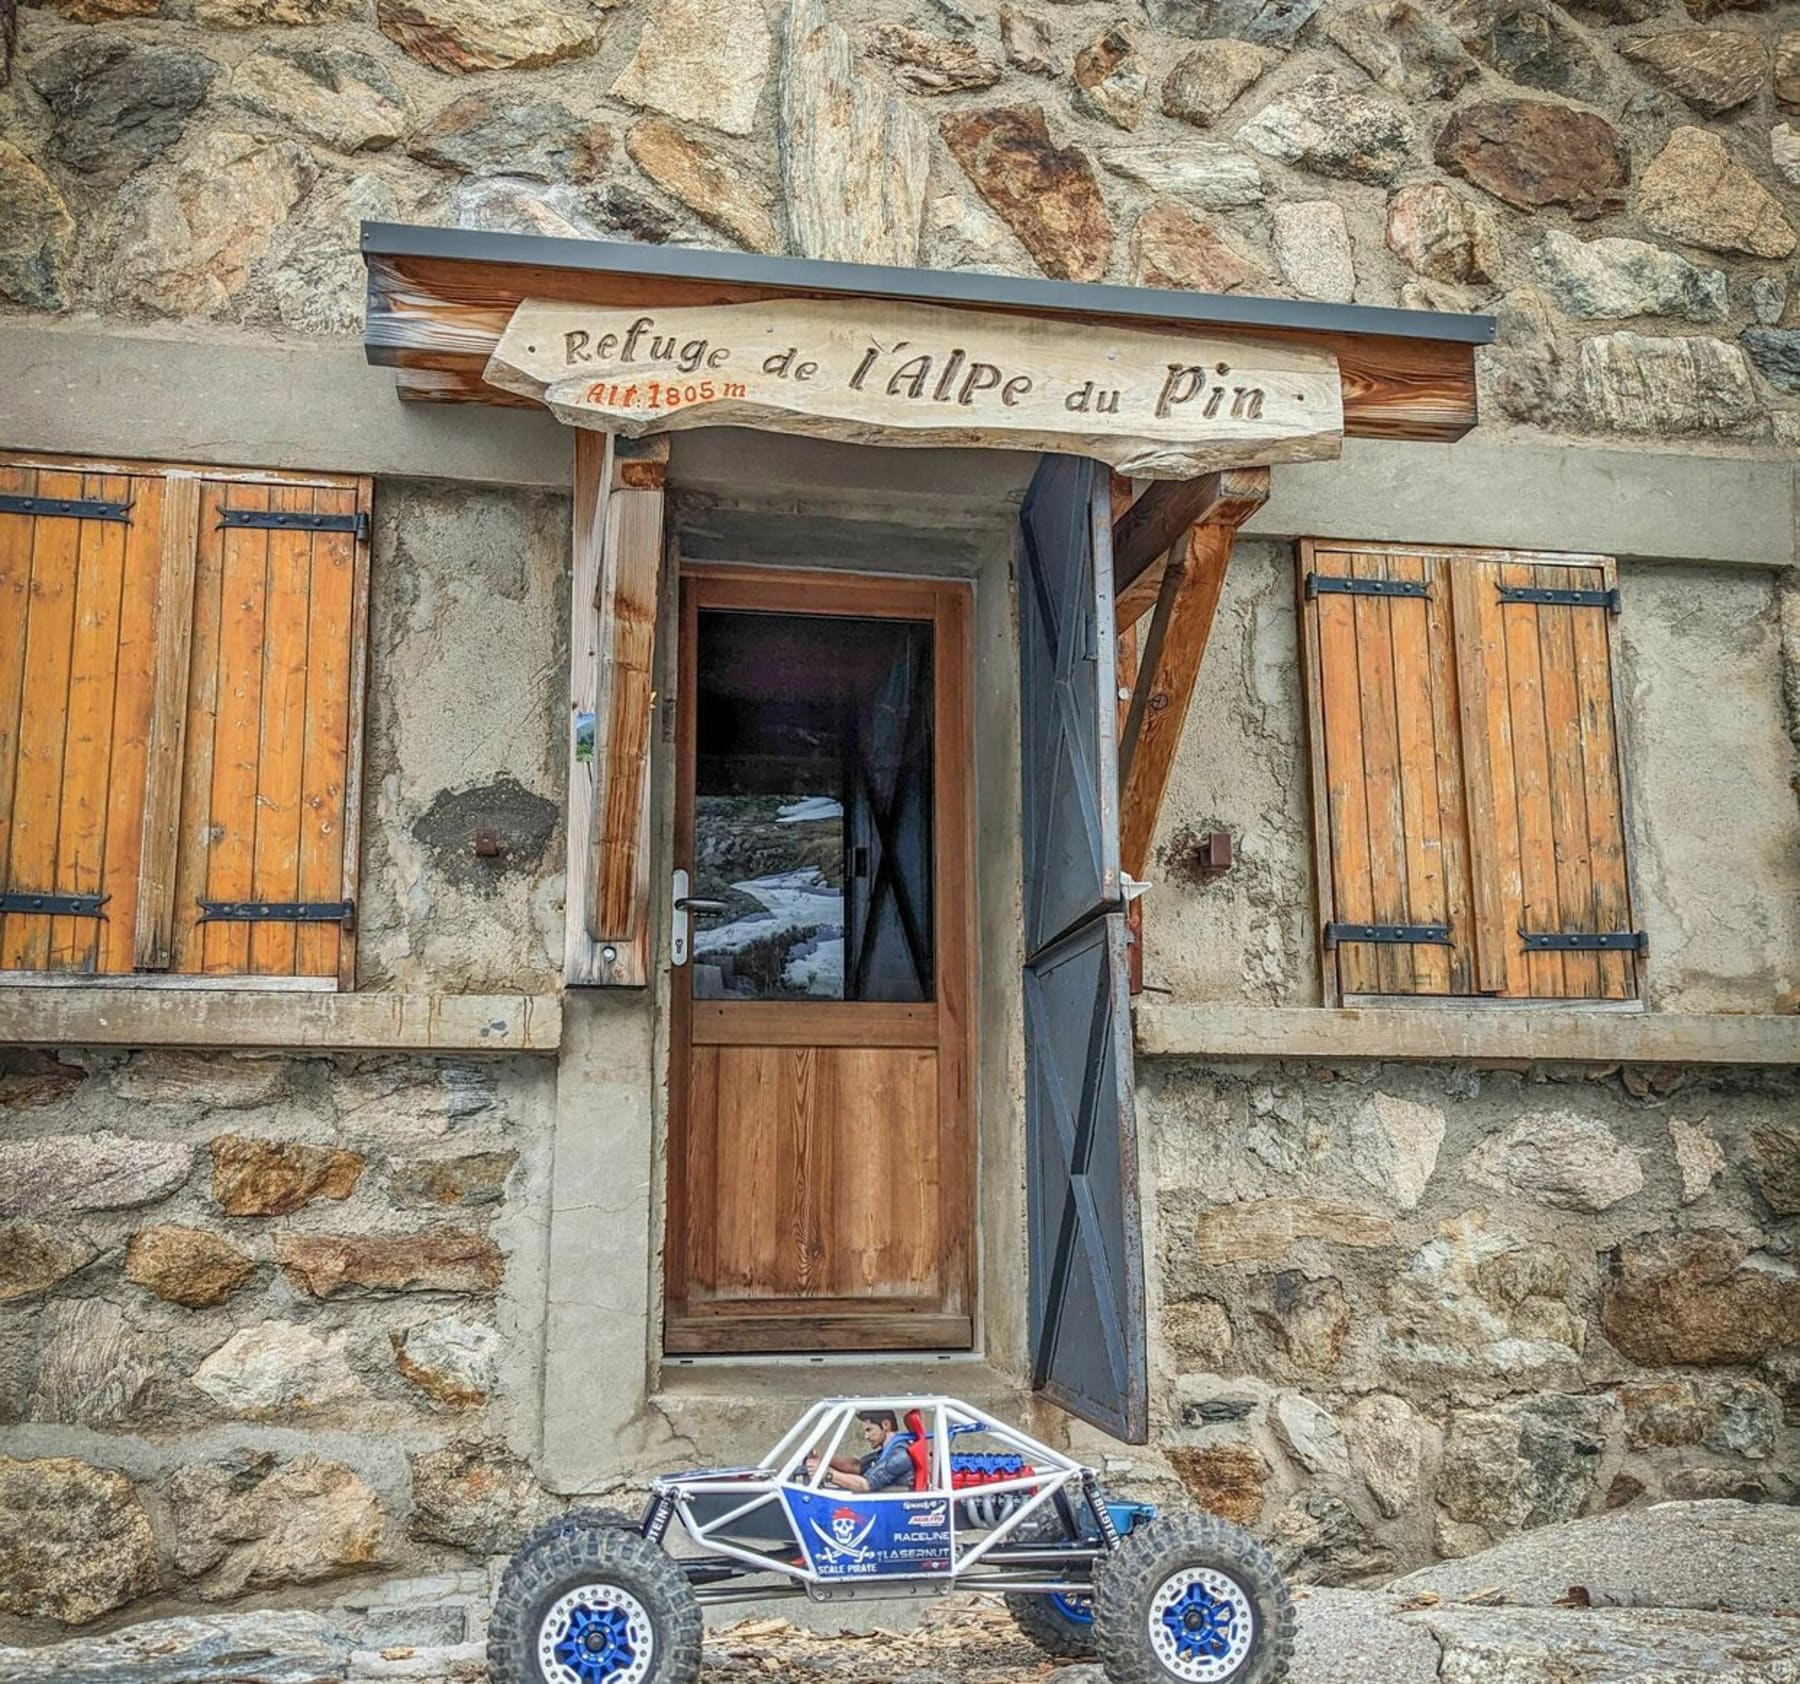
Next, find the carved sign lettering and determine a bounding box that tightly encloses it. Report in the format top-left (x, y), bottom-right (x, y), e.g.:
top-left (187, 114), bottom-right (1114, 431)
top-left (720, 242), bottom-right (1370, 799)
top-left (484, 297), bottom-right (1344, 479)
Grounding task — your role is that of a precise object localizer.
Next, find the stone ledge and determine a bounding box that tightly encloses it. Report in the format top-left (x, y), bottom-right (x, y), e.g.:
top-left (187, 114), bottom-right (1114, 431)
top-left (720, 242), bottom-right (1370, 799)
top-left (0, 988), bottom-right (563, 1053)
top-left (1134, 1003), bottom-right (1800, 1065)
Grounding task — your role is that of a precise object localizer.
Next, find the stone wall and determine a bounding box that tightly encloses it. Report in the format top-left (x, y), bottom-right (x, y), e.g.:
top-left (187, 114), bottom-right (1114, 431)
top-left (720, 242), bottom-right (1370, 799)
top-left (1137, 1057), bottom-right (1800, 1581)
top-left (1, 0), bottom-right (1798, 444)
top-left (0, 1046), bottom-right (559, 1642)
top-left (1139, 540), bottom-right (1800, 1012)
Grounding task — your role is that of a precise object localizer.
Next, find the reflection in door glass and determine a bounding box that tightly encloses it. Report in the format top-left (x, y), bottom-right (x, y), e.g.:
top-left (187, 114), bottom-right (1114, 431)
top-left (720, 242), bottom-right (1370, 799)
top-left (692, 610), bottom-right (934, 1003)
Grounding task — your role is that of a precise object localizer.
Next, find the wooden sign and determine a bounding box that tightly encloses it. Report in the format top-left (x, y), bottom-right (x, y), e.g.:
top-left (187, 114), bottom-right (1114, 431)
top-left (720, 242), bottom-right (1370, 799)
top-left (484, 297), bottom-right (1343, 479)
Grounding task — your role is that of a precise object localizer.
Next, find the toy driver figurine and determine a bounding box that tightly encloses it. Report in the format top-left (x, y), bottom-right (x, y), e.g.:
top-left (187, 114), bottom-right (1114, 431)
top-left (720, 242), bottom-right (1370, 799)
top-left (805, 1408), bottom-right (914, 1493)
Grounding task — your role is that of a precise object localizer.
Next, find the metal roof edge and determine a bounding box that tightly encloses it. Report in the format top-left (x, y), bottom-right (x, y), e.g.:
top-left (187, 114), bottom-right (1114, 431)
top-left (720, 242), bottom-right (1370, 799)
top-left (360, 221), bottom-right (1497, 348)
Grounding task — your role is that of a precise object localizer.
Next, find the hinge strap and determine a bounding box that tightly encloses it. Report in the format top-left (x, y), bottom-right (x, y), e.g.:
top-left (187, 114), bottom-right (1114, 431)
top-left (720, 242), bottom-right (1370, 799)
top-left (0, 494), bottom-right (133, 523)
top-left (0, 891), bottom-right (108, 916)
top-left (1497, 584), bottom-right (1620, 611)
top-left (198, 899), bottom-right (356, 930)
top-left (1306, 573), bottom-right (1429, 600)
top-left (1325, 922), bottom-right (1451, 947)
top-left (218, 507), bottom-right (369, 542)
top-left (1520, 929), bottom-right (1644, 951)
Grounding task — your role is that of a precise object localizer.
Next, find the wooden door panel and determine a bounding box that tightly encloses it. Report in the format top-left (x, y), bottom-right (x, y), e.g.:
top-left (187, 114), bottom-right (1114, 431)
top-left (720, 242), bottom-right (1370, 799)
top-left (666, 568), bottom-right (974, 1356)
top-left (687, 1044), bottom-right (940, 1307)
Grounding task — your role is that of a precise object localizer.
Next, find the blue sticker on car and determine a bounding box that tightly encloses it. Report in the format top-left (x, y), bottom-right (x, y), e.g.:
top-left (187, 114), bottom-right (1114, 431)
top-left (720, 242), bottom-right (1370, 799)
top-left (781, 1488), bottom-right (952, 1578)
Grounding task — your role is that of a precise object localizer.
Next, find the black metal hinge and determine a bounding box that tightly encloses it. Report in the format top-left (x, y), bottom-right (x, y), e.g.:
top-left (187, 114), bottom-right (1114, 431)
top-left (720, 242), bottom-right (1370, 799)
top-left (219, 507), bottom-right (370, 543)
top-left (1497, 583), bottom-right (1620, 612)
top-left (1520, 929), bottom-right (1644, 951)
top-left (1306, 574), bottom-right (1429, 600)
top-left (0, 891), bottom-right (108, 916)
top-left (0, 493), bottom-right (133, 524)
top-left (199, 899), bottom-right (356, 931)
top-left (1325, 922), bottom-right (1451, 947)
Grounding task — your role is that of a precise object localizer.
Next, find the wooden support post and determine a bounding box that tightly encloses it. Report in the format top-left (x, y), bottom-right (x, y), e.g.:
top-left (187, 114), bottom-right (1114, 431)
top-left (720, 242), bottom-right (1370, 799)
top-left (133, 472), bottom-right (203, 969)
top-left (566, 432), bottom-right (667, 987)
top-left (1114, 469), bottom-right (1267, 629)
top-left (1118, 468), bottom-right (1269, 880)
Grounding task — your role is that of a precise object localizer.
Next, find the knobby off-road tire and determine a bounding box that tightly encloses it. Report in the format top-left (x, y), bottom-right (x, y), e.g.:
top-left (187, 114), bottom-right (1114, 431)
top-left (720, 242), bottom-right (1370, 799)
top-left (1091, 1514), bottom-right (1294, 1684)
top-left (491, 1509), bottom-right (639, 1631)
top-left (488, 1520), bottom-right (701, 1684)
top-left (1006, 1591), bottom-right (1099, 1658)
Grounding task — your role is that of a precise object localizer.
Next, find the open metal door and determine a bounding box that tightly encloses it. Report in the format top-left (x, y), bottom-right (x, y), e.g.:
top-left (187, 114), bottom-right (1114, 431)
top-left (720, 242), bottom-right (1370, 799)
top-left (1018, 455), bottom-right (1148, 1444)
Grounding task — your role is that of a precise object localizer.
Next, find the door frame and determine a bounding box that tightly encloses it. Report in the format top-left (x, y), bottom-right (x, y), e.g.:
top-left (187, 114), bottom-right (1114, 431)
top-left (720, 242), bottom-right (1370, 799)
top-left (664, 564), bottom-right (977, 1354)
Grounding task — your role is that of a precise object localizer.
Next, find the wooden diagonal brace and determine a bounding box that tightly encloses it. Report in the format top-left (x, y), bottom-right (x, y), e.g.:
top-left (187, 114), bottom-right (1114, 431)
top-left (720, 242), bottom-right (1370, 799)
top-left (1115, 469), bottom-right (1270, 630)
top-left (1118, 467), bottom-right (1269, 880)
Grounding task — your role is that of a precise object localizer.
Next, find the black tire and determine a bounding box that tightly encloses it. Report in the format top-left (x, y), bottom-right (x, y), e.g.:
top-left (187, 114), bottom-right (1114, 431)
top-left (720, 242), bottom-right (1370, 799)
top-left (487, 1521), bottom-right (701, 1684)
top-left (1007, 1590), bottom-right (1099, 1658)
top-left (1091, 1514), bottom-right (1294, 1684)
top-left (491, 1508), bottom-right (640, 1630)
top-left (510, 1507), bottom-right (640, 1559)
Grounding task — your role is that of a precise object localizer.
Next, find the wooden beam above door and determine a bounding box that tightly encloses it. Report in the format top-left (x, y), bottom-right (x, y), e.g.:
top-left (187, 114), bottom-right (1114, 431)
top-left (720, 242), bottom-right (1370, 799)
top-left (361, 225), bottom-right (1490, 444)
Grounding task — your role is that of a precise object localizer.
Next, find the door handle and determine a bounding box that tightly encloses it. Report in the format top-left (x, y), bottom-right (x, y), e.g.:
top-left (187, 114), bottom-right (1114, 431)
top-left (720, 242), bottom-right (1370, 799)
top-left (671, 871), bottom-right (726, 967)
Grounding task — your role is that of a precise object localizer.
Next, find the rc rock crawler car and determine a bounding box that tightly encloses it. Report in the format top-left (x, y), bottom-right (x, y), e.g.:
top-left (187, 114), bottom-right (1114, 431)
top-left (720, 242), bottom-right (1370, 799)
top-left (489, 1394), bottom-right (1294, 1684)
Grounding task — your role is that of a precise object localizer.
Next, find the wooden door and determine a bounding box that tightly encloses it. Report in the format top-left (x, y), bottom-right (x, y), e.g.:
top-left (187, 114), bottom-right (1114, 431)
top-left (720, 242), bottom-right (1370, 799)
top-left (665, 568), bottom-right (975, 1355)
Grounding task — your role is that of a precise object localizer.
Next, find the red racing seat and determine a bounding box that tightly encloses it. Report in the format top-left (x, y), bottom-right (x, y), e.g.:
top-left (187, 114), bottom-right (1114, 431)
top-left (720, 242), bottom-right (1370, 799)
top-left (903, 1409), bottom-right (931, 1492)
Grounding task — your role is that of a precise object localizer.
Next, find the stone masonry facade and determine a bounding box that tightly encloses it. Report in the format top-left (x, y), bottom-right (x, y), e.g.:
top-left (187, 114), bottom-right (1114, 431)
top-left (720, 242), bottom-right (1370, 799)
top-left (2, 0), bottom-right (1799, 434)
top-left (1140, 1059), bottom-right (1800, 1580)
top-left (0, 1047), bottom-right (561, 1642)
top-left (1, 0), bottom-right (1799, 1648)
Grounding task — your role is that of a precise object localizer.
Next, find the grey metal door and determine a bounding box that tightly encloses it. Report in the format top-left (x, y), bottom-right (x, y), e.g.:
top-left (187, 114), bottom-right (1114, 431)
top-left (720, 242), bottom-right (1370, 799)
top-left (1017, 455), bottom-right (1147, 1445)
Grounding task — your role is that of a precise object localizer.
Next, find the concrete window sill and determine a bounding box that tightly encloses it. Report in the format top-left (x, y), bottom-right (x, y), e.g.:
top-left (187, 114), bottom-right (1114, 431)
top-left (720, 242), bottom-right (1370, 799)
top-left (0, 987), bottom-right (563, 1053)
top-left (1134, 1002), bottom-right (1800, 1065)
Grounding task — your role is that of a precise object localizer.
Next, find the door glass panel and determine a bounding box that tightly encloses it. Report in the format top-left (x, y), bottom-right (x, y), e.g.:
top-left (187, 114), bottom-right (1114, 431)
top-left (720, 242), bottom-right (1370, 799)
top-left (693, 609), bottom-right (934, 1003)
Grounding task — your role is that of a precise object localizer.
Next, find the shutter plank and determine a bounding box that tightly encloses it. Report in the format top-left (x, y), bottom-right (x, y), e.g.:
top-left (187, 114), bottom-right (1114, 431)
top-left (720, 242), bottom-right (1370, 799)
top-left (1500, 560), bottom-right (1562, 999)
top-left (1389, 552), bottom-right (1450, 993)
top-left (1570, 569), bottom-right (1635, 1000)
top-left (203, 486), bottom-right (271, 976)
top-left (295, 488), bottom-right (357, 981)
top-left (1450, 558), bottom-right (1525, 995)
top-left (128, 472), bottom-right (195, 972)
top-left (169, 484), bottom-right (229, 975)
top-left (1536, 564), bottom-right (1600, 999)
top-left (248, 485), bottom-right (314, 978)
top-left (1423, 554), bottom-right (1477, 995)
top-left (1352, 551), bottom-right (1410, 995)
top-left (1314, 555), bottom-right (1375, 996)
top-left (5, 473), bottom-right (83, 972)
top-left (0, 465), bottom-right (35, 954)
top-left (49, 473), bottom-right (129, 972)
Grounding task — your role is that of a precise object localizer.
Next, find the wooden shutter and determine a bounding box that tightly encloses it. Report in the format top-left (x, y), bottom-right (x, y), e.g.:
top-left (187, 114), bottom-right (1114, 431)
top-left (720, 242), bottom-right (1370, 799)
top-left (0, 456), bottom-right (370, 987)
top-left (1018, 455), bottom-right (1147, 1445)
top-left (0, 464), bottom-right (163, 974)
top-left (1301, 541), bottom-right (1638, 1003)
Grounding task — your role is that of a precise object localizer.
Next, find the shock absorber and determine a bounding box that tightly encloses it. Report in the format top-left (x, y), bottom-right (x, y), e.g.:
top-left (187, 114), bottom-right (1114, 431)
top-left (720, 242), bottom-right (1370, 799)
top-left (645, 1491), bottom-right (676, 1545)
top-left (1083, 1472), bottom-right (1121, 1549)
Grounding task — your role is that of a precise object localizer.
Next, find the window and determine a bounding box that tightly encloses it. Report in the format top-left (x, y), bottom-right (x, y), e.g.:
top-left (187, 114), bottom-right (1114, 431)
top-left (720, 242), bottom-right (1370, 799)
top-left (0, 455), bottom-right (371, 987)
top-left (1299, 540), bottom-right (1639, 1005)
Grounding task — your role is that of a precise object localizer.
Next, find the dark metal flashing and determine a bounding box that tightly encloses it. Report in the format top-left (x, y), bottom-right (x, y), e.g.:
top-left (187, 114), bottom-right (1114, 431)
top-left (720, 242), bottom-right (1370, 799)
top-left (359, 222), bottom-right (1496, 353)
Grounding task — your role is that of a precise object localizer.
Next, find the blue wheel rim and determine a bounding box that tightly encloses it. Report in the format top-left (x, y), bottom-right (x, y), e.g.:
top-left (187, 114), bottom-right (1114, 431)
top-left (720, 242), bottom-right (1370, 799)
top-left (1146, 1567), bottom-right (1254, 1682)
top-left (1050, 1591), bottom-right (1095, 1625)
top-left (537, 1583), bottom-right (654, 1684)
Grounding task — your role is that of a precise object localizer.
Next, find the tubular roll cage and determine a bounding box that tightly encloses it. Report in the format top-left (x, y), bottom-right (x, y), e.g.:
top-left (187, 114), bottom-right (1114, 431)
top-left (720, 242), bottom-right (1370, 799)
top-left (640, 1395), bottom-right (1115, 1605)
